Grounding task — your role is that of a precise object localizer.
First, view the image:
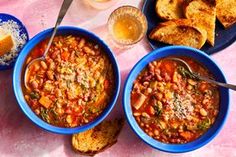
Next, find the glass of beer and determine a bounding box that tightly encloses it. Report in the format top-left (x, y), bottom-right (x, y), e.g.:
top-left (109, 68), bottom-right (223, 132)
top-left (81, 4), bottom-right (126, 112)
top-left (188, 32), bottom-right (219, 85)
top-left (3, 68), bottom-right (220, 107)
top-left (108, 6), bottom-right (148, 47)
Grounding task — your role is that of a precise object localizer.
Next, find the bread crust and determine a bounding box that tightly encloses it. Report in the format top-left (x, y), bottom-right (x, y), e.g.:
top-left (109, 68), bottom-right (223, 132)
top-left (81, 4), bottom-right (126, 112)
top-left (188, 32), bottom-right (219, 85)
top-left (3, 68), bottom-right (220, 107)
top-left (71, 118), bottom-right (125, 156)
top-left (156, 0), bottom-right (184, 20)
top-left (216, 0), bottom-right (236, 28)
top-left (183, 0), bottom-right (216, 46)
top-left (149, 19), bottom-right (207, 49)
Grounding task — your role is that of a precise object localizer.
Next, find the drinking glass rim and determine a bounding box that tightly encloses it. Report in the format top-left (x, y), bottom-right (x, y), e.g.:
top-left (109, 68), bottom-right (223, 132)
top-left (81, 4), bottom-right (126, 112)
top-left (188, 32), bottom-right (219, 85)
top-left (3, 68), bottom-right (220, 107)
top-left (107, 5), bottom-right (148, 46)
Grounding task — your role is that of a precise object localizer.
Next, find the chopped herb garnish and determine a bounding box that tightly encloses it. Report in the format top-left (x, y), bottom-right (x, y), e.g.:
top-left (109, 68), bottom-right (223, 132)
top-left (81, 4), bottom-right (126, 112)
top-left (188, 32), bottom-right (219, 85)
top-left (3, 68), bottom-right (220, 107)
top-left (177, 66), bottom-right (197, 79)
top-left (40, 108), bottom-right (50, 123)
top-left (154, 105), bottom-right (162, 117)
top-left (92, 95), bottom-right (98, 102)
top-left (162, 128), bottom-right (169, 135)
top-left (29, 92), bottom-right (40, 99)
top-left (81, 83), bottom-right (86, 89)
top-left (89, 106), bottom-right (100, 113)
top-left (50, 107), bottom-right (58, 118)
top-left (198, 118), bottom-right (211, 130)
top-left (66, 80), bottom-right (71, 88)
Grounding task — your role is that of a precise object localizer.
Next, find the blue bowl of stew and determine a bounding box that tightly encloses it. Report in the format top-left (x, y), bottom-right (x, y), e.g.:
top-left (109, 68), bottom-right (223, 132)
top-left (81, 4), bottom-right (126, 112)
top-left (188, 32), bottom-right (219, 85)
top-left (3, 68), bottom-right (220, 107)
top-left (13, 26), bottom-right (120, 134)
top-left (123, 46), bottom-right (229, 153)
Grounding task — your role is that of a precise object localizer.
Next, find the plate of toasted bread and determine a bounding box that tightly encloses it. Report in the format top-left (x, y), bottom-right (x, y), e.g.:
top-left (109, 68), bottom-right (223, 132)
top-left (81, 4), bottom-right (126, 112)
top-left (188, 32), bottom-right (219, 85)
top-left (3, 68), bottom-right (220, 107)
top-left (143, 0), bottom-right (236, 54)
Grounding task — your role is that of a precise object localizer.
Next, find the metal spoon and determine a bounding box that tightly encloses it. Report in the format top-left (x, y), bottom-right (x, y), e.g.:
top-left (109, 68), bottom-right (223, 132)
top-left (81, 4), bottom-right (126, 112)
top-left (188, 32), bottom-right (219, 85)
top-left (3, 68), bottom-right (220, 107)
top-left (167, 57), bottom-right (236, 91)
top-left (24, 0), bottom-right (73, 90)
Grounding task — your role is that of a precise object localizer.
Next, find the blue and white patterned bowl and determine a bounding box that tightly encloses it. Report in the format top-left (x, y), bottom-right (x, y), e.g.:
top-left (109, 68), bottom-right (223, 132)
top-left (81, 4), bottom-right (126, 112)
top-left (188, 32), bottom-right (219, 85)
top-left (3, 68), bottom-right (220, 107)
top-left (0, 13), bottom-right (29, 70)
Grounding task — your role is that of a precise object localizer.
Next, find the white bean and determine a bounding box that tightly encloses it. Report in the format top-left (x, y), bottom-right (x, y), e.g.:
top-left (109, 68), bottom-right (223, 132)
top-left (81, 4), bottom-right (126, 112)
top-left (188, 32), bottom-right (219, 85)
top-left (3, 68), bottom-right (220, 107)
top-left (141, 112), bottom-right (150, 118)
top-left (31, 81), bottom-right (38, 89)
top-left (200, 108), bottom-right (208, 116)
top-left (40, 61), bottom-right (48, 70)
top-left (133, 112), bottom-right (141, 116)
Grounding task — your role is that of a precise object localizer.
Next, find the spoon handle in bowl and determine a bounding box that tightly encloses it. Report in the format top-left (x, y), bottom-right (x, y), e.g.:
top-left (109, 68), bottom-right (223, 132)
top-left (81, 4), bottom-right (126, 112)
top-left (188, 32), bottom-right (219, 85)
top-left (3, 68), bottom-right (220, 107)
top-left (44, 0), bottom-right (73, 57)
top-left (195, 74), bottom-right (236, 91)
top-left (56, 0), bottom-right (74, 25)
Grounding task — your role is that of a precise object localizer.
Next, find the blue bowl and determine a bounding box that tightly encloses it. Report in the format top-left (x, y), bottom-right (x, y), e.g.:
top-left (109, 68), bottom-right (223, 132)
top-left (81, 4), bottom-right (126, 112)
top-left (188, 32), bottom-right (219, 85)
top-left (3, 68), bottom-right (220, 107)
top-left (13, 26), bottom-right (121, 134)
top-left (0, 13), bottom-right (29, 70)
top-left (123, 46), bottom-right (230, 153)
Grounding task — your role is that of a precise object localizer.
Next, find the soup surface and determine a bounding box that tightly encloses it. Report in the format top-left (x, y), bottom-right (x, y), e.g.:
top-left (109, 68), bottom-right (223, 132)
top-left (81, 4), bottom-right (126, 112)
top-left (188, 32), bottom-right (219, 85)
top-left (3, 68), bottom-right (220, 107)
top-left (23, 35), bottom-right (115, 127)
top-left (131, 57), bottom-right (219, 144)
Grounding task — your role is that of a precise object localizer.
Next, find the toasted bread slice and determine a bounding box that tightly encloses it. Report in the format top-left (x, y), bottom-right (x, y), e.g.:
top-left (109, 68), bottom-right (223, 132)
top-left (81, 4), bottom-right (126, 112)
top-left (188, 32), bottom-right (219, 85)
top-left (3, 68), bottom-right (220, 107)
top-left (216, 0), bottom-right (236, 28)
top-left (184, 0), bottom-right (216, 46)
top-left (149, 19), bottom-right (207, 49)
top-left (156, 0), bottom-right (184, 20)
top-left (72, 119), bottom-right (124, 156)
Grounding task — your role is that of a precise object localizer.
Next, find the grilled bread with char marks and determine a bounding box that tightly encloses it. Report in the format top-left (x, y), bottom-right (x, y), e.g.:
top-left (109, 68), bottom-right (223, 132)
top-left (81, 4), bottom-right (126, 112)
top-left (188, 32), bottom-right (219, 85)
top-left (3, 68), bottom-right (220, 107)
top-left (149, 19), bottom-right (207, 49)
top-left (156, 0), bottom-right (184, 20)
top-left (72, 119), bottom-right (124, 156)
top-left (183, 0), bottom-right (216, 46)
top-left (216, 0), bottom-right (236, 28)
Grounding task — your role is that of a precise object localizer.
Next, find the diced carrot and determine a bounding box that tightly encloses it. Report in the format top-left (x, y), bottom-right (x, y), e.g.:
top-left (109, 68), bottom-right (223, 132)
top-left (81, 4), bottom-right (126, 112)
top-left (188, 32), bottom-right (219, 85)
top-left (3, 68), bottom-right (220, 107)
top-left (61, 51), bottom-right (70, 61)
top-left (65, 108), bottom-right (72, 114)
top-left (146, 105), bottom-right (155, 116)
top-left (172, 72), bottom-right (178, 83)
top-left (160, 61), bottom-right (175, 77)
top-left (74, 105), bottom-right (83, 113)
top-left (170, 121), bottom-right (180, 129)
top-left (94, 92), bottom-right (107, 107)
top-left (104, 79), bottom-right (109, 89)
top-left (39, 96), bottom-right (52, 108)
top-left (165, 62), bottom-right (173, 73)
top-left (180, 131), bottom-right (193, 140)
top-left (199, 83), bottom-right (208, 91)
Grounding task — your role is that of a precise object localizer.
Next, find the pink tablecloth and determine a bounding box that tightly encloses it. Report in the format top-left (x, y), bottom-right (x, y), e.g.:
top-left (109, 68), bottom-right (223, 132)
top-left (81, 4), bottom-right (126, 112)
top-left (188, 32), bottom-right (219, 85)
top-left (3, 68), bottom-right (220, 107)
top-left (0, 0), bottom-right (236, 157)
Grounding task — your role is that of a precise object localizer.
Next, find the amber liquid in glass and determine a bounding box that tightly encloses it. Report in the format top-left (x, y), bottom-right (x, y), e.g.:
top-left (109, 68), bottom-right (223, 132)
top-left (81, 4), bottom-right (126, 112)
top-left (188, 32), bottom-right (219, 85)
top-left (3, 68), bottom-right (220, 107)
top-left (112, 15), bottom-right (143, 43)
top-left (108, 6), bottom-right (147, 46)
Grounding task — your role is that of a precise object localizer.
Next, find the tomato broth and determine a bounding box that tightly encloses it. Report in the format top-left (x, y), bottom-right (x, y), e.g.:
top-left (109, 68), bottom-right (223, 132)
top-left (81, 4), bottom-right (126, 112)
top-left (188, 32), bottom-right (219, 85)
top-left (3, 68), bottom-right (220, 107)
top-left (131, 57), bottom-right (219, 144)
top-left (23, 35), bottom-right (115, 128)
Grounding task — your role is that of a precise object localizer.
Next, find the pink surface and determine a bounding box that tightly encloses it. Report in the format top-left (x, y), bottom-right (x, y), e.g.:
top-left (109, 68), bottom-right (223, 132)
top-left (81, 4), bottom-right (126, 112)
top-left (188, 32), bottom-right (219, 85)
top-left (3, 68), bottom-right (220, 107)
top-left (0, 0), bottom-right (236, 157)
